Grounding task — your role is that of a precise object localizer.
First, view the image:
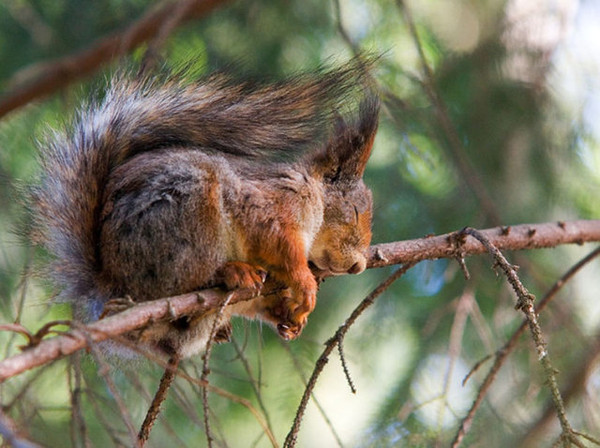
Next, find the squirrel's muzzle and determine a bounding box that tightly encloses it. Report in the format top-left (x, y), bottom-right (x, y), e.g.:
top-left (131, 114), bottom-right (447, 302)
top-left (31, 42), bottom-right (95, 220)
top-left (347, 258), bottom-right (367, 274)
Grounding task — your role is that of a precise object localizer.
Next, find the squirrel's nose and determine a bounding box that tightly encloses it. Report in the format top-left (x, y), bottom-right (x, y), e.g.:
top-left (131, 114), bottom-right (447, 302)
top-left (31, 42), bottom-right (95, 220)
top-left (347, 259), bottom-right (366, 274)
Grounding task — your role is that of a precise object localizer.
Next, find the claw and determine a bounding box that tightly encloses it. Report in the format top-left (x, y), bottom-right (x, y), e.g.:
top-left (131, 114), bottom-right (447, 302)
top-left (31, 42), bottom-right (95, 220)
top-left (277, 323), bottom-right (290, 340)
top-left (277, 322), bottom-right (302, 340)
top-left (257, 269), bottom-right (268, 283)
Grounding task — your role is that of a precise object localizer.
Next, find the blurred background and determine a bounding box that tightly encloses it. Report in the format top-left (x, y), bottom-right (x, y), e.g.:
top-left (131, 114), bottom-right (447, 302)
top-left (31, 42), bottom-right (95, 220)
top-left (0, 0), bottom-right (599, 446)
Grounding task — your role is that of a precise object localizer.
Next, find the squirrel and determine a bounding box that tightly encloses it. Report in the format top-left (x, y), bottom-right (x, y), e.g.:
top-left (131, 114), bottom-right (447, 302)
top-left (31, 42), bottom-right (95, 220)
top-left (30, 57), bottom-right (379, 358)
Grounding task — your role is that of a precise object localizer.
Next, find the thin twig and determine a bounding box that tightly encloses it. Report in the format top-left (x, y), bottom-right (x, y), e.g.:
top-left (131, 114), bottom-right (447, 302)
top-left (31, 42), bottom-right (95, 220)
top-left (138, 353), bottom-right (181, 446)
top-left (437, 289), bottom-right (471, 435)
top-left (280, 341), bottom-right (345, 448)
top-left (69, 353), bottom-right (90, 448)
top-left (464, 296), bottom-right (495, 356)
top-left (452, 246), bottom-right (600, 446)
top-left (68, 357), bottom-right (77, 448)
top-left (84, 388), bottom-right (129, 446)
top-left (2, 368), bottom-right (46, 412)
top-left (202, 292), bottom-right (235, 448)
top-left (283, 263), bottom-right (416, 448)
top-left (332, 0), bottom-right (359, 53)
top-left (90, 333), bottom-right (278, 448)
top-left (574, 431), bottom-right (600, 446)
top-left (459, 229), bottom-right (565, 431)
top-left (231, 336), bottom-right (274, 435)
top-left (449, 229), bottom-right (597, 448)
top-left (4, 247), bottom-right (35, 360)
top-left (521, 327), bottom-right (600, 445)
top-left (462, 226), bottom-right (559, 417)
top-left (180, 370), bottom-right (279, 448)
top-left (0, 409), bottom-right (42, 448)
top-left (396, 0), bottom-right (502, 225)
top-left (126, 370), bottom-right (188, 445)
top-left (462, 354), bottom-right (492, 387)
top-left (171, 377), bottom-right (205, 427)
top-left (85, 339), bottom-right (139, 447)
top-left (336, 334), bottom-right (356, 394)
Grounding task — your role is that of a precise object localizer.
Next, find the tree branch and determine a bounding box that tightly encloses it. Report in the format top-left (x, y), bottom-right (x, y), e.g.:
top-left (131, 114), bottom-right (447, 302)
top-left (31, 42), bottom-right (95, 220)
top-left (0, 0), bottom-right (230, 119)
top-left (0, 288), bottom-right (255, 382)
top-left (369, 220), bottom-right (600, 268)
top-left (0, 219), bottom-right (598, 383)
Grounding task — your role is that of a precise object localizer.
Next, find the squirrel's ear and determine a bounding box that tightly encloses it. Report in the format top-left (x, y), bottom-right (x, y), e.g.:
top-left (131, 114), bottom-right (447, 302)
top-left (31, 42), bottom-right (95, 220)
top-left (319, 93), bottom-right (379, 182)
top-left (351, 93), bottom-right (379, 178)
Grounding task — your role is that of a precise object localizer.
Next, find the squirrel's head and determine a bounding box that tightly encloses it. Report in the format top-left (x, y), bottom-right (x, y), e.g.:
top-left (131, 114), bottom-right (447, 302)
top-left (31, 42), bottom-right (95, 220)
top-left (310, 181), bottom-right (372, 276)
top-left (309, 91), bottom-right (378, 276)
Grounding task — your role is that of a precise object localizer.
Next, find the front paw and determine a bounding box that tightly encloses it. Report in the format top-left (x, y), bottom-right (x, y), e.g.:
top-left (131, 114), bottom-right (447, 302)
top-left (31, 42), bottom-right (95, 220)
top-left (215, 261), bottom-right (267, 293)
top-left (268, 285), bottom-right (317, 340)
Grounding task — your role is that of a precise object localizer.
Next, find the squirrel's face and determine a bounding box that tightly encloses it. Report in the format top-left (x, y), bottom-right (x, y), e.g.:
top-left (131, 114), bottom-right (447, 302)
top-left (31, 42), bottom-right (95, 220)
top-left (309, 181), bottom-right (372, 276)
top-left (308, 92), bottom-right (378, 277)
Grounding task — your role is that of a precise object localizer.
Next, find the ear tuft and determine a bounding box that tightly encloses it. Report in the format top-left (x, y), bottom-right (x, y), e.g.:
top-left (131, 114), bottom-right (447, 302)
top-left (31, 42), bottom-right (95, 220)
top-left (321, 90), bottom-right (380, 182)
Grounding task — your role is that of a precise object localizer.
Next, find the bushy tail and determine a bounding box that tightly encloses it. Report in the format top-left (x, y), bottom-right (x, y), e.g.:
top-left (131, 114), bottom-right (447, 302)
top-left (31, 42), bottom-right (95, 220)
top-left (101, 57), bottom-right (374, 159)
top-left (31, 57), bottom-right (375, 314)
